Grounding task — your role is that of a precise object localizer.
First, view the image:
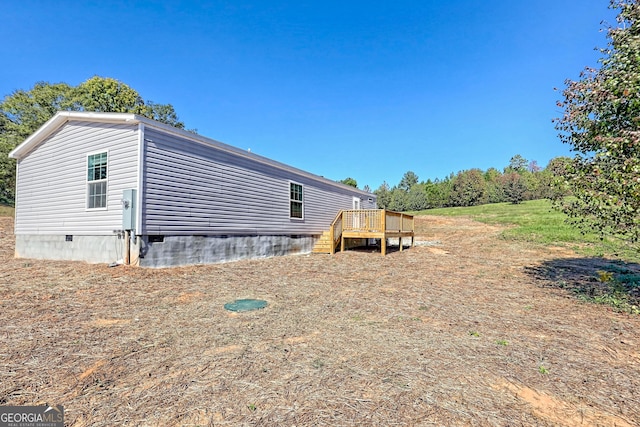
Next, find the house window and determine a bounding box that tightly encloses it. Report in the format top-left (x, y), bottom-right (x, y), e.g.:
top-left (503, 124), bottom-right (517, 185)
top-left (87, 152), bottom-right (108, 209)
top-left (290, 182), bottom-right (303, 219)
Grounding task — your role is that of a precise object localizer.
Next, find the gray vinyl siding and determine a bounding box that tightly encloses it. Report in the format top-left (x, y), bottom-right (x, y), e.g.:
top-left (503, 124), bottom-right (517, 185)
top-left (14, 121), bottom-right (139, 235)
top-left (142, 128), bottom-right (373, 235)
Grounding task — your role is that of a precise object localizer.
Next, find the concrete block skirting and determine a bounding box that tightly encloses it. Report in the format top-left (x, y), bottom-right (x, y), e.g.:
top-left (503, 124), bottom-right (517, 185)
top-left (15, 234), bottom-right (317, 267)
top-left (138, 234), bottom-right (317, 268)
top-left (15, 234), bottom-right (124, 264)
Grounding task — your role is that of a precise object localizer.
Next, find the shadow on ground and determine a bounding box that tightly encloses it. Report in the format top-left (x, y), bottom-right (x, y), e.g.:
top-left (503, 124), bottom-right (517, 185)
top-left (340, 243), bottom-right (415, 254)
top-left (525, 257), bottom-right (640, 309)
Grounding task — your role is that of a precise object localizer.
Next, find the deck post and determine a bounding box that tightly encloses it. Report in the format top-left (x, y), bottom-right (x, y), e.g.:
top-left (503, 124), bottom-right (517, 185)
top-left (382, 209), bottom-right (387, 232)
top-left (381, 210), bottom-right (387, 256)
top-left (399, 236), bottom-right (403, 252)
top-left (329, 226), bottom-right (335, 255)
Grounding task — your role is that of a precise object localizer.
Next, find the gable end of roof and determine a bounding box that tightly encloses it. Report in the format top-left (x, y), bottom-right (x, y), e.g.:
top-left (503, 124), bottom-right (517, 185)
top-left (8, 112), bottom-right (140, 159)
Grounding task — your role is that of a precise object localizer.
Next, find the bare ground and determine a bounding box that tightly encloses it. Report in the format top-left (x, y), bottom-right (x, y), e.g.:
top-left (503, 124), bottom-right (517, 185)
top-left (0, 215), bottom-right (639, 426)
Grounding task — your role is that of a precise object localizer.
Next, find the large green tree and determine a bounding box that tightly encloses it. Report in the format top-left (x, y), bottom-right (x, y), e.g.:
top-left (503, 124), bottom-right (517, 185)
top-left (0, 77), bottom-right (185, 203)
top-left (406, 183), bottom-right (429, 211)
top-left (553, 0), bottom-right (640, 243)
top-left (373, 181), bottom-right (392, 209)
top-left (449, 169), bottom-right (486, 207)
top-left (398, 171), bottom-right (419, 192)
top-left (339, 177), bottom-right (358, 188)
top-left (0, 114), bottom-right (15, 204)
top-left (500, 172), bottom-right (527, 204)
top-left (505, 154), bottom-right (528, 173)
top-left (484, 167), bottom-right (504, 203)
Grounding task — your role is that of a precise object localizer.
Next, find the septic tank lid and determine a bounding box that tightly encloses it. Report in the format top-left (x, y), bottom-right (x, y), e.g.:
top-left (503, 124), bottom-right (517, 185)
top-left (224, 299), bottom-right (268, 312)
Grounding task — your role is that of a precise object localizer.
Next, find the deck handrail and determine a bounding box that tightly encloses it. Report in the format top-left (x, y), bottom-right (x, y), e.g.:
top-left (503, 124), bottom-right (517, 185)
top-left (383, 210), bottom-right (414, 232)
top-left (330, 209), bottom-right (413, 236)
top-left (326, 209), bottom-right (414, 255)
top-left (329, 210), bottom-right (343, 254)
top-left (342, 209), bottom-right (384, 232)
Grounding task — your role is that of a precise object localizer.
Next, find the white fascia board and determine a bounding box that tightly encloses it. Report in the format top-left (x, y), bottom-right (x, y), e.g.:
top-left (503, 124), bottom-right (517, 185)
top-left (8, 111), bottom-right (140, 159)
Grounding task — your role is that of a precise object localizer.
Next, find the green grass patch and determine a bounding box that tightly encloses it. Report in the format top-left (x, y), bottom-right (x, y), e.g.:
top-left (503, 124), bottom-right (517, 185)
top-left (412, 200), bottom-right (640, 263)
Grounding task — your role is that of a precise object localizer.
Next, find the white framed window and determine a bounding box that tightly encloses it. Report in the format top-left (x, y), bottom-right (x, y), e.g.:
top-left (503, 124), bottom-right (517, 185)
top-left (87, 152), bottom-right (108, 209)
top-left (290, 182), bottom-right (303, 219)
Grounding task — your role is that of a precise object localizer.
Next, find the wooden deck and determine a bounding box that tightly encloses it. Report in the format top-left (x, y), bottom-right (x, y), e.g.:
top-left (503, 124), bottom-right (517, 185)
top-left (312, 209), bottom-right (414, 255)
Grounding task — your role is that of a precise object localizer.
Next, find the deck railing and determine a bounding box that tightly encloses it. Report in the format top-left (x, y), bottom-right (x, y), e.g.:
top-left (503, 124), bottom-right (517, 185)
top-left (340, 209), bottom-right (414, 233)
top-left (384, 210), bottom-right (414, 233)
top-left (328, 209), bottom-right (414, 253)
top-left (329, 213), bottom-right (343, 253)
top-left (342, 209), bottom-right (384, 232)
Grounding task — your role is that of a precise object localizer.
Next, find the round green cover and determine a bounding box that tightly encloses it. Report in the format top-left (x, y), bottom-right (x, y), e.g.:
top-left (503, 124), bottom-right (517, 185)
top-left (224, 299), bottom-right (268, 312)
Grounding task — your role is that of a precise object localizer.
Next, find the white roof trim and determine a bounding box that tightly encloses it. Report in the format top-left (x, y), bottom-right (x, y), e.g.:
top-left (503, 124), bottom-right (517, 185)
top-left (8, 111), bottom-right (139, 159)
top-left (8, 111), bottom-right (374, 198)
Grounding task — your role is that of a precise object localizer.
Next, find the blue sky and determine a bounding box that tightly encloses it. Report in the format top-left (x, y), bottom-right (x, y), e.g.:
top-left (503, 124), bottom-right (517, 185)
top-left (1, 1), bottom-right (616, 190)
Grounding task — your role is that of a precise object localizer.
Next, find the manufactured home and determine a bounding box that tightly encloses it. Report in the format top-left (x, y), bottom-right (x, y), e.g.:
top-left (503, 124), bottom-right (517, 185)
top-left (9, 112), bottom-right (377, 267)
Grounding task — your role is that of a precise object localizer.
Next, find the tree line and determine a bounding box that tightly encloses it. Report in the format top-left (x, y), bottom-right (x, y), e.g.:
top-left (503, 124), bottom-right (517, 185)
top-left (369, 154), bottom-right (570, 211)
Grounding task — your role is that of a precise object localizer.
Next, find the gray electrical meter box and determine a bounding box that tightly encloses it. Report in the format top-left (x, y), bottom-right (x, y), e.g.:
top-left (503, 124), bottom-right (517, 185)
top-left (122, 189), bottom-right (137, 232)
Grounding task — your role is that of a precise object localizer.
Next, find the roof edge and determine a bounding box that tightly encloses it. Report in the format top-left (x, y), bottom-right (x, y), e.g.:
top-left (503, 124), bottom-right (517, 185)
top-left (138, 117), bottom-right (374, 197)
top-left (9, 111), bottom-right (140, 159)
top-left (8, 111), bottom-right (375, 199)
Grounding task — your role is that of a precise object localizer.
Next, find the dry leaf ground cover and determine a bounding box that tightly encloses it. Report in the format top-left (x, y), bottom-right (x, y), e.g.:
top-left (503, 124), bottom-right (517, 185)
top-left (0, 215), bottom-right (639, 426)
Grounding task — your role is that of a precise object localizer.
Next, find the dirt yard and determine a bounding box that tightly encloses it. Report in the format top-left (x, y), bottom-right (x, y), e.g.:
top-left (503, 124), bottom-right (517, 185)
top-left (0, 215), bottom-right (638, 426)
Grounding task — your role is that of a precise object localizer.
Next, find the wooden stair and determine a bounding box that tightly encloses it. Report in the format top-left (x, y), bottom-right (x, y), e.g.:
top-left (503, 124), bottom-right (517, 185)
top-left (312, 231), bottom-right (335, 254)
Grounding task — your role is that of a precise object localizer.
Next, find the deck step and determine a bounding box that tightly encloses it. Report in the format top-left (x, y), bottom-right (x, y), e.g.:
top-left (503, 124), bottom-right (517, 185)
top-left (312, 231), bottom-right (335, 254)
